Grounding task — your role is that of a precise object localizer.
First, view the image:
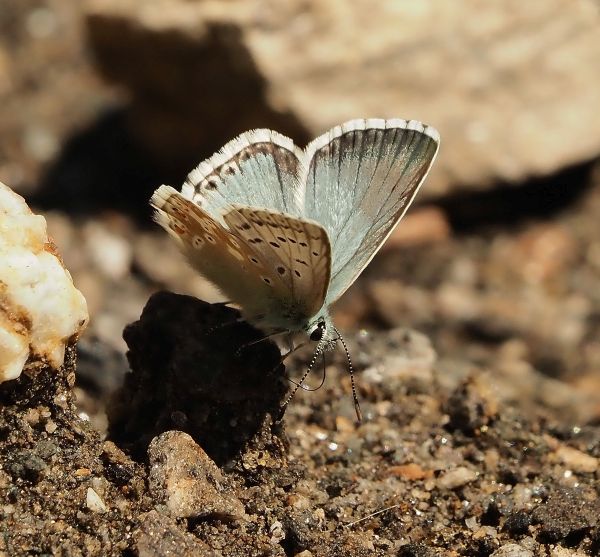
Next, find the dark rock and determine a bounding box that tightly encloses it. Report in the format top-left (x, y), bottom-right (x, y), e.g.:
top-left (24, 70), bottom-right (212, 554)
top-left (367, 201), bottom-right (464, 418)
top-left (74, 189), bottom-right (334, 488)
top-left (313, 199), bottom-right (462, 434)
top-left (109, 292), bottom-right (288, 465)
top-left (503, 511), bottom-right (531, 537)
top-left (281, 514), bottom-right (312, 553)
top-left (101, 440), bottom-right (137, 487)
top-left (531, 486), bottom-right (600, 543)
top-left (397, 543), bottom-right (438, 557)
top-left (5, 450), bottom-right (47, 483)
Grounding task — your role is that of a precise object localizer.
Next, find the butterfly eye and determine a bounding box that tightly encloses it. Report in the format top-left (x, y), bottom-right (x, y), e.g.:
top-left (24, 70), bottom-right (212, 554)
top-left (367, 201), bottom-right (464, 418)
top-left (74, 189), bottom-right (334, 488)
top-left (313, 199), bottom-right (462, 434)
top-left (310, 321), bottom-right (326, 342)
top-left (310, 328), bottom-right (323, 342)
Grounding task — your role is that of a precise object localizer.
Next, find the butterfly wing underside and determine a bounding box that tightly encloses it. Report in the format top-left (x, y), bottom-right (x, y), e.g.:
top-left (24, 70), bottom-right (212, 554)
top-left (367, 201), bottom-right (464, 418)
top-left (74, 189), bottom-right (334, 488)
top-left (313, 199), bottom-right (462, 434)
top-left (151, 186), bottom-right (331, 331)
top-left (222, 206), bottom-right (331, 327)
top-left (151, 186), bottom-right (290, 322)
top-left (302, 118), bottom-right (440, 304)
top-left (182, 130), bottom-right (304, 224)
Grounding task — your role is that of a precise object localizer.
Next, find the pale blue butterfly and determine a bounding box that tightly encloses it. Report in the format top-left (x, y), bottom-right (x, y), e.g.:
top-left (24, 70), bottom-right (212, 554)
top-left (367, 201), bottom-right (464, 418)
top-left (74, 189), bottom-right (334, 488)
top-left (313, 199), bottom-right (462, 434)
top-left (151, 118), bottom-right (439, 418)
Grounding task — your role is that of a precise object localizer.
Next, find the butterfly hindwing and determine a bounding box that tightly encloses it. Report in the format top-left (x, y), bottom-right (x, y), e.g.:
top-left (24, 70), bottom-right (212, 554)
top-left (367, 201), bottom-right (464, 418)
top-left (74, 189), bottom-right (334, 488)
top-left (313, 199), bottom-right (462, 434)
top-left (301, 118), bottom-right (440, 304)
top-left (223, 206), bottom-right (331, 322)
top-left (151, 186), bottom-right (291, 322)
top-left (182, 130), bottom-right (304, 223)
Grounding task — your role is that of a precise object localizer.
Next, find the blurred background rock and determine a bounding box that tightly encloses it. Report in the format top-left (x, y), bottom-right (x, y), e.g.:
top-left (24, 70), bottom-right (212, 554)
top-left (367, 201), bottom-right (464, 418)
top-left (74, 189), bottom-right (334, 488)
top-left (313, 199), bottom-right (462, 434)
top-left (1, 0), bottom-right (599, 426)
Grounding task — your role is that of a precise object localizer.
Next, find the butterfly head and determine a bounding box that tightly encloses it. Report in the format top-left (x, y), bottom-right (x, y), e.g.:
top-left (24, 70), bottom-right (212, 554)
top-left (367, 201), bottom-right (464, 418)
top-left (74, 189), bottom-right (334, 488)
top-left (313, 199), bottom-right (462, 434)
top-left (306, 315), bottom-right (338, 352)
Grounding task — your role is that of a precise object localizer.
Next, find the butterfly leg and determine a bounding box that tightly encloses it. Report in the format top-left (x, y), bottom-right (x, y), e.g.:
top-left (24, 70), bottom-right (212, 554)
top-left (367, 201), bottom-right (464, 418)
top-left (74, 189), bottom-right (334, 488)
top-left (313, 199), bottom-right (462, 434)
top-left (234, 329), bottom-right (288, 357)
top-left (277, 339), bottom-right (325, 421)
top-left (277, 333), bottom-right (301, 361)
top-left (203, 316), bottom-right (246, 337)
top-left (287, 352), bottom-right (327, 393)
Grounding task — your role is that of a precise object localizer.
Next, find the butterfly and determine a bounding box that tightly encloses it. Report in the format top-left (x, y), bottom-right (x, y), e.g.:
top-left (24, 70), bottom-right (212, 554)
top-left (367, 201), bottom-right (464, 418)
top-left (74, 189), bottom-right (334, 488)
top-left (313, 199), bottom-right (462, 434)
top-left (151, 118), bottom-right (439, 417)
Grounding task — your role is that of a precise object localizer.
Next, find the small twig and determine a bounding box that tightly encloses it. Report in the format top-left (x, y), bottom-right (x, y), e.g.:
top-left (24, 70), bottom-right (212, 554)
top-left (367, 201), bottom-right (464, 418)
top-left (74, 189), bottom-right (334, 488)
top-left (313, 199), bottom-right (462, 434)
top-left (343, 504), bottom-right (401, 528)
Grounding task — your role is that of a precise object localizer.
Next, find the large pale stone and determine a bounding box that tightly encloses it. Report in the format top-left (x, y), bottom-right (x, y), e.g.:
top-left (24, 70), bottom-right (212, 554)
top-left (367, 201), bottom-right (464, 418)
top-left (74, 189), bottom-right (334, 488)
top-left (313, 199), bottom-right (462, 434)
top-left (86, 0), bottom-right (600, 195)
top-left (0, 182), bottom-right (88, 382)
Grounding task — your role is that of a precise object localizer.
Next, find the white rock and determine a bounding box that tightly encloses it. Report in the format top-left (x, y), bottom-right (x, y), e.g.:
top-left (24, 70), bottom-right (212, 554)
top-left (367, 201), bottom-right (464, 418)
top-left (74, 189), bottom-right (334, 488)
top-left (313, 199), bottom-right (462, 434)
top-left (0, 182), bottom-right (88, 382)
top-left (86, 487), bottom-right (108, 513)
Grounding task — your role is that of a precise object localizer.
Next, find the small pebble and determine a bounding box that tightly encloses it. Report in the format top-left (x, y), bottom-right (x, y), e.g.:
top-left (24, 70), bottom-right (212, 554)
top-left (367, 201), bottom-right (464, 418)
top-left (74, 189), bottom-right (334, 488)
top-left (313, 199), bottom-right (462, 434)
top-left (550, 547), bottom-right (588, 556)
top-left (75, 468), bottom-right (91, 477)
top-left (437, 466), bottom-right (478, 489)
top-left (553, 446), bottom-right (598, 473)
top-left (24, 408), bottom-right (40, 426)
top-left (269, 520), bottom-right (285, 544)
top-left (473, 526), bottom-right (497, 540)
top-left (465, 516), bottom-right (479, 530)
top-left (386, 463), bottom-right (430, 480)
top-left (86, 487), bottom-right (107, 513)
top-left (148, 431), bottom-right (245, 520)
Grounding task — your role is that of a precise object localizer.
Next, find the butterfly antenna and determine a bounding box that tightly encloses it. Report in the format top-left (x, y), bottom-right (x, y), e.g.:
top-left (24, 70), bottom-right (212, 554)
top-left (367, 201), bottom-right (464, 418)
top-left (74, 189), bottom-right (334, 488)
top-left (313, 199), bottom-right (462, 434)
top-left (288, 351), bottom-right (327, 392)
top-left (333, 326), bottom-right (363, 423)
top-left (277, 338), bottom-right (325, 421)
top-left (317, 352), bottom-right (328, 390)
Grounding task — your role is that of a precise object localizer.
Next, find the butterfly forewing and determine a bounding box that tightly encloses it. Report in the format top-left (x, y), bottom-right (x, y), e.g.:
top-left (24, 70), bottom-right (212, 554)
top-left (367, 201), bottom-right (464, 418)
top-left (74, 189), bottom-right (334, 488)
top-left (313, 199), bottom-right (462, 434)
top-left (223, 206), bottom-right (331, 322)
top-left (182, 130), bottom-right (304, 223)
top-left (302, 119), bottom-right (439, 304)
